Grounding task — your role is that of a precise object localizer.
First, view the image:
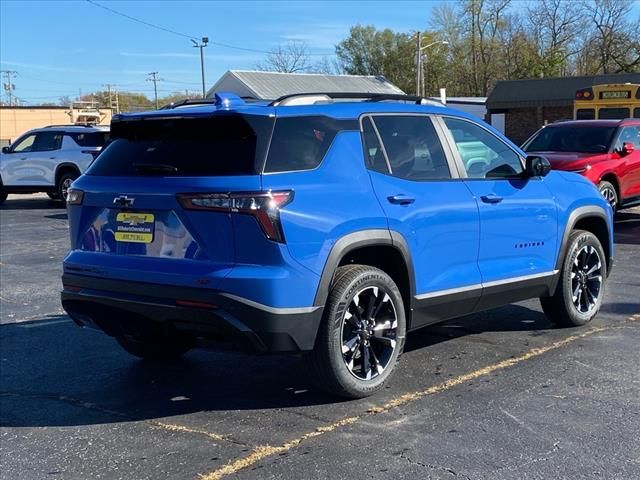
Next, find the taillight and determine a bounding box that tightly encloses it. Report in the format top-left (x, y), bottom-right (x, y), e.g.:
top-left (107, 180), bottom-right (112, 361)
top-left (177, 190), bottom-right (294, 243)
top-left (66, 189), bottom-right (84, 205)
top-left (575, 87), bottom-right (594, 100)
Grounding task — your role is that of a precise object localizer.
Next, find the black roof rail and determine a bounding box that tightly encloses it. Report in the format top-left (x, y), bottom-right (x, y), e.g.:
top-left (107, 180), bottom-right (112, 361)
top-left (42, 123), bottom-right (100, 128)
top-left (268, 92), bottom-right (443, 106)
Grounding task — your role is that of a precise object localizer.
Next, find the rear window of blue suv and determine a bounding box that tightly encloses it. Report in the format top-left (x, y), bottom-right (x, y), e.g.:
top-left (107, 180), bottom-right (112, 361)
top-left (87, 114), bottom-right (353, 176)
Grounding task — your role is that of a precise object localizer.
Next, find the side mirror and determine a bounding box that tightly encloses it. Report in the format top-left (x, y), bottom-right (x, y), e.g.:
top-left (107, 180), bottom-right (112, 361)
top-left (620, 142), bottom-right (634, 156)
top-left (525, 155), bottom-right (551, 177)
top-left (1, 146), bottom-right (10, 154)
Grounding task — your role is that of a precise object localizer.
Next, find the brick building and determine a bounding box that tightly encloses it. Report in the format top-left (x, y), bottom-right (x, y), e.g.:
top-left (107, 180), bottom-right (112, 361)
top-left (486, 73), bottom-right (640, 146)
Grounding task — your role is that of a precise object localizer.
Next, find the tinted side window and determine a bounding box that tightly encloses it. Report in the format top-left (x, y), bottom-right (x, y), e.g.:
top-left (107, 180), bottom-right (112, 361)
top-left (264, 116), bottom-right (343, 173)
top-left (634, 108), bottom-right (640, 119)
top-left (372, 115), bottom-right (450, 180)
top-left (444, 117), bottom-right (523, 179)
top-left (361, 117), bottom-right (389, 174)
top-left (616, 126), bottom-right (640, 149)
top-left (33, 132), bottom-right (63, 152)
top-left (68, 131), bottom-right (110, 147)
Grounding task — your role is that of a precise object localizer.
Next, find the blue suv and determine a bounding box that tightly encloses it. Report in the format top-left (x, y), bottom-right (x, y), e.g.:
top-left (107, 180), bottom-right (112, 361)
top-left (61, 92), bottom-right (613, 398)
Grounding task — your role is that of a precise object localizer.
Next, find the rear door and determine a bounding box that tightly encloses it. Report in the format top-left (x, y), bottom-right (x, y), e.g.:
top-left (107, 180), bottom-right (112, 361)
top-left (439, 116), bottom-right (558, 309)
top-left (363, 114), bottom-right (482, 328)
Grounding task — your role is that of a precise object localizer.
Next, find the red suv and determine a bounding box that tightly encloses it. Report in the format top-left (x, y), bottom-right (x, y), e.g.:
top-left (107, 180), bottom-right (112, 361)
top-left (522, 119), bottom-right (640, 211)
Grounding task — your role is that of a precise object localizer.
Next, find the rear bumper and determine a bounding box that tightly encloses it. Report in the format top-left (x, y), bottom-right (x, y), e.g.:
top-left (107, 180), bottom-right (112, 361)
top-left (61, 274), bottom-right (323, 353)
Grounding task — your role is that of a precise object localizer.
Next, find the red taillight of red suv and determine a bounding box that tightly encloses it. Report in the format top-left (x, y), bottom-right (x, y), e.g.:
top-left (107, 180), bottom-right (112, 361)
top-left (177, 190), bottom-right (294, 243)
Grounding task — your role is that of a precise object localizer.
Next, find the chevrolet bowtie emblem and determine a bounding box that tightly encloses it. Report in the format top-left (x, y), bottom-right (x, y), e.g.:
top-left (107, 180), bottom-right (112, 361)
top-left (113, 195), bottom-right (135, 207)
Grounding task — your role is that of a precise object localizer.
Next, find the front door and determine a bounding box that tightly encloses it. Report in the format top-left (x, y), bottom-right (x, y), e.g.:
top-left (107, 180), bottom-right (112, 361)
top-left (614, 125), bottom-right (640, 200)
top-left (439, 116), bottom-right (559, 308)
top-left (362, 114), bottom-right (482, 328)
top-left (1, 133), bottom-right (37, 185)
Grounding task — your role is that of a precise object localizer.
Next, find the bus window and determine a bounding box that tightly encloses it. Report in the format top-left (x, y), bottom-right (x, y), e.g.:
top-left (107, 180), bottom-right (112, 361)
top-left (598, 108), bottom-right (630, 119)
top-left (634, 108), bottom-right (640, 119)
top-left (576, 109), bottom-right (595, 120)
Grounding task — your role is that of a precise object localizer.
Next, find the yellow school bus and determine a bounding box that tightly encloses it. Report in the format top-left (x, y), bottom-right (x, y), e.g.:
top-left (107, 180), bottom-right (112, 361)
top-left (574, 83), bottom-right (640, 120)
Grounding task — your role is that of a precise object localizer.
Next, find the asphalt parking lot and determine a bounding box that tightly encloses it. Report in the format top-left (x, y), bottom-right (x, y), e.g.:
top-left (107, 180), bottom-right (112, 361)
top-left (1, 194), bottom-right (639, 480)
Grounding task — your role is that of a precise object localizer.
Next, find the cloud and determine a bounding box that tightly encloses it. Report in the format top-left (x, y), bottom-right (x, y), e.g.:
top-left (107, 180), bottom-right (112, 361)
top-left (276, 23), bottom-right (348, 50)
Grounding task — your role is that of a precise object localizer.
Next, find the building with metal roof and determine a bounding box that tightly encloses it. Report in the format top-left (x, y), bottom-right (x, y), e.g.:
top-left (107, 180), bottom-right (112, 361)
top-left (206, 70), bottom-right (405, 100)
top-left (486, 73), bottom-right (640, 144)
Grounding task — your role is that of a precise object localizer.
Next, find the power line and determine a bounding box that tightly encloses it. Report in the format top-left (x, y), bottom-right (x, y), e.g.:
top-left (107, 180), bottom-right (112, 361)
top-left (84, 0), bottom-right (334, 56)
top-left (85, 0), bottom-right (270, 54)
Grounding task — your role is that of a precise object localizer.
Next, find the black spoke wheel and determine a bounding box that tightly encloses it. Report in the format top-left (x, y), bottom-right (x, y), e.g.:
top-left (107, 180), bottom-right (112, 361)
top-left (57, 172), bottom-right (78, 202)
top-left (598, 181), bottom-right (618, 212)
top-left (341, 286), bottom-right (398, 381)
top-left (541, 230), bottom-right (607, 327)
top-left (570, 245), bottom-right (603, 315)
top-left (308, 265), bottom-right (406, 398)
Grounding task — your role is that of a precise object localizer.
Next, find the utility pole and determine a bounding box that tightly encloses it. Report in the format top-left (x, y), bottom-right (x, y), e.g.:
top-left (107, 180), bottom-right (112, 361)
top-left (1, 70), bottom-right (17, 106)
top-left (147, 72), bottom-right (161, 109)
top-left (103, 84), bottom-right (120, 113)
top-left (191, 37), bottom-right (209, 97)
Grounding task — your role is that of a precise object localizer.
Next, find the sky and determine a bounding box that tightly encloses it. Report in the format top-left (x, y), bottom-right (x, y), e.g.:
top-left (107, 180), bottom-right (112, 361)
top-left (0, 0), bottom-right (444, 103)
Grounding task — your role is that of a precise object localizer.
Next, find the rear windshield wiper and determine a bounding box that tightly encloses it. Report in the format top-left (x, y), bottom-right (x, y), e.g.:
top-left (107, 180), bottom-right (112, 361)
top-left (132, 163), bottom-right (179, 175)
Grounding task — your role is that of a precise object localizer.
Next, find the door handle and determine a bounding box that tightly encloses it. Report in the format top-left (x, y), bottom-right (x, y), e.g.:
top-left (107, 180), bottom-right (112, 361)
top-left (49, 156), bottom-right (56, 159)
top-left (388, 194), bottom-right (415, 205)
top-left (20, 157), bottom-right (27, 160)
top-left (481, 194), bottom-right (503, 204)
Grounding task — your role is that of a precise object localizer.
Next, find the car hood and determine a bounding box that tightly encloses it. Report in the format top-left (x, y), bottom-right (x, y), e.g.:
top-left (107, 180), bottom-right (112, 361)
top-left (527, 151), bottom-right (608, 170)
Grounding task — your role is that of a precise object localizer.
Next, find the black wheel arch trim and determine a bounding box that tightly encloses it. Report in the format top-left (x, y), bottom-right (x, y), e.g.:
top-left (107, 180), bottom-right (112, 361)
top-left (55, 163), bottom-right (81, 182)
top-left (313, 229), bottom-right (416, 307)
top-left (550, 205), bottom-right (612, 293)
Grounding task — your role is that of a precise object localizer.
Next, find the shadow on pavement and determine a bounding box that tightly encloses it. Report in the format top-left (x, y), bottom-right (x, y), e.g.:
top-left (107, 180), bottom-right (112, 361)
top-left (1, 304), bottom-right (553, 428)
top-left (614, 209), bottom-right (640, 245)
top-left (0, 195), bottom-right (65, 210)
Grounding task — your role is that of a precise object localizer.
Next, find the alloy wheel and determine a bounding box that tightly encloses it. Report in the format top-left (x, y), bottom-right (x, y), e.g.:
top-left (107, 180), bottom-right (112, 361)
top-left (599, 184), bottom-right (617, 210)
top-left (571, 245), bottom-right (603, 314)
top-left (61, 177), bottom-right (73, 201)
top-left (340, 286), bottom-right (398, 381)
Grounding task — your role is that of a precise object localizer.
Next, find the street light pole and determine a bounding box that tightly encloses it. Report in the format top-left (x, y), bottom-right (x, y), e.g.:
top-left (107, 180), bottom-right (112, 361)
top-left (416, 38), bottom-right (449, 98)
top-left (192, 37), bottom-right (209, 98)
top-left (415, 33), bottom-right (422, 96)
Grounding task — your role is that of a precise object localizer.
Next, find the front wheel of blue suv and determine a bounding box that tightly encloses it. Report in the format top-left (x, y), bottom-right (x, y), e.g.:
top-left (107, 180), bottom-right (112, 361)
top-left (541, 230), bottom-right (607, 327)
top-left (308, 265), bottom-right (407, 399)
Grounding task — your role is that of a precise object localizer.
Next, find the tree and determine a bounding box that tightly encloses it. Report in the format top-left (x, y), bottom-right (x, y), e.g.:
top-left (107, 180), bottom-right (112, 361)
top-left (256, 41), bottom-right (312, 73)
top-left (335, 25), bottom-right (418, 94)
top-left (578, 0), bottom-right (640, 73)
top-left (81, 91), bottom-right (153, 113)
top-left (526, 0), bottom-right (586, 76)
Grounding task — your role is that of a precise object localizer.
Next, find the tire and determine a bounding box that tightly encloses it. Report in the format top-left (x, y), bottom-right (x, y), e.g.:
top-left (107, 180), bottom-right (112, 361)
top-left (56, 171), bottom-right (78, 202)
top-left (541, 230), bottom-right (607, 327)
top-left (116, 335), bottom-right (192, 361)
top-left (308, 265), bottom-right (406, 398)
top-left (598, 180), bottom-right (618, 212)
